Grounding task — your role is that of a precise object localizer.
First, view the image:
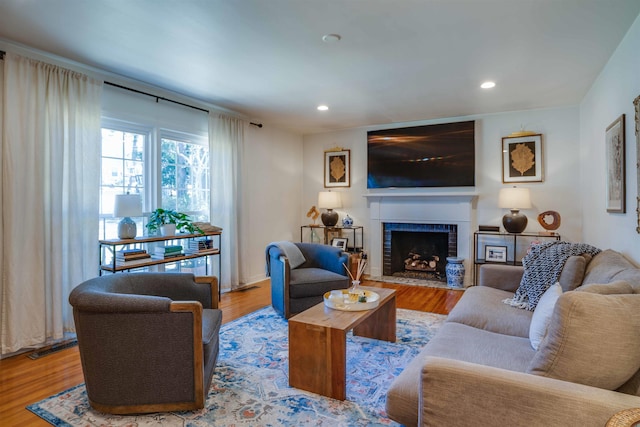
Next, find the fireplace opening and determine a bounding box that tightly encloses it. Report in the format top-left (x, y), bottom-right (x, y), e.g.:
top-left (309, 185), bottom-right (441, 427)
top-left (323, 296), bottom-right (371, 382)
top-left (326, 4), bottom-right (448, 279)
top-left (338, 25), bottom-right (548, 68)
top-left (383, 223), bottom-right (457, 281)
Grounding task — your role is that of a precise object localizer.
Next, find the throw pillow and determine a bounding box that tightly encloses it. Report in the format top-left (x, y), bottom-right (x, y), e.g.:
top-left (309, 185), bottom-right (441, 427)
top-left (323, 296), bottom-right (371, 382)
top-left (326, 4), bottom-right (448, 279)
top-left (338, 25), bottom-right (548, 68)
top-left (576, 280), bottom-right (633, 295)
top-left (556, 255), bottom-right (588, 292)
top-left (527, 292), bottom-right (640, 390)
top-left (529, 283), bottom-right (562, 350)
top-left (503, 242), bottom-right (601, 311)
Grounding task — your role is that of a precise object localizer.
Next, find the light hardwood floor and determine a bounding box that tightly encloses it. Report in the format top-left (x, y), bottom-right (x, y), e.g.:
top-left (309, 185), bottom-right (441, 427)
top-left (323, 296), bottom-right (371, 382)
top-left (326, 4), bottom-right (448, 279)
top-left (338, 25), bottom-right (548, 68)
top-left (0, 278), bottom-right (463, 426)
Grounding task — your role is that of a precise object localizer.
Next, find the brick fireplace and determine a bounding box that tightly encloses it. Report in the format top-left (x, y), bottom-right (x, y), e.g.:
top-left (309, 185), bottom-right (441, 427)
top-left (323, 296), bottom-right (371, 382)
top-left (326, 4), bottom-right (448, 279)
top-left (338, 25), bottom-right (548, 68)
top-left (383, 222), bottom-right (457, 281)
top-left (365, 192), bottom-right (477, 287)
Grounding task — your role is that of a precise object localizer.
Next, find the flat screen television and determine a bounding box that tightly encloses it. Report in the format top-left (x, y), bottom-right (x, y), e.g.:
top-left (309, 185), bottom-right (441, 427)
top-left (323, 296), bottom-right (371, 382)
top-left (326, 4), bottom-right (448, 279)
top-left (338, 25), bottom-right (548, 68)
top-left (367, 120), bottom-right (475, 188)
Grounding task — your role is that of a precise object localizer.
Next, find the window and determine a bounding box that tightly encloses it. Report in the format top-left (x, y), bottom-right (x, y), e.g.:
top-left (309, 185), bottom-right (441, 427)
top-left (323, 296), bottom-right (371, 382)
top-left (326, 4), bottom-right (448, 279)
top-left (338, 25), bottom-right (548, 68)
top-left (99, 124), bottom-right (209, 240)
top-left (160, 134), bottom-right (209, 218)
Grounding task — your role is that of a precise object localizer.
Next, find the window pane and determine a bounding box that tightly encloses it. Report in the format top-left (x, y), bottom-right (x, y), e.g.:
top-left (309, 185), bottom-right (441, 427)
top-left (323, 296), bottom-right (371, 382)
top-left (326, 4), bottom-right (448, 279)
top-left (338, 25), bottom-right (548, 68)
top-left (160, 136), bottom-right (209, 216)
top-left (100, 127), bottom-right (146, 239)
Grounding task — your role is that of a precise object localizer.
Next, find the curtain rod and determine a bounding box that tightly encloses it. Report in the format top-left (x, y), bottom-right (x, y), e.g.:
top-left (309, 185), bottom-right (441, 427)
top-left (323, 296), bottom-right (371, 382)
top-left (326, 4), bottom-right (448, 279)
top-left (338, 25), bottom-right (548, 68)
top-left (104, 81), bottom-right (262, 128)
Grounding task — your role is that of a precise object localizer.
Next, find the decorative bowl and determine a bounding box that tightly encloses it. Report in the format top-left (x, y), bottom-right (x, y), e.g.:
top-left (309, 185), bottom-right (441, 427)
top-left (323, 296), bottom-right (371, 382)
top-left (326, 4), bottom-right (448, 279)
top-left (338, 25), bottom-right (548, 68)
top-left (323, 289), bottom-right (380, 311)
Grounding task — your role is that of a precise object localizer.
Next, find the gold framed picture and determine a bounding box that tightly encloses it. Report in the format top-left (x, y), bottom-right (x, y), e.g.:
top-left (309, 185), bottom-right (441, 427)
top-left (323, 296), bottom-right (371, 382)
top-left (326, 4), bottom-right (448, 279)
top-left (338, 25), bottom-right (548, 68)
top-left (324, 149), bottom-right (350, 188)
top-left (502, 134), bottom-right (543, 183)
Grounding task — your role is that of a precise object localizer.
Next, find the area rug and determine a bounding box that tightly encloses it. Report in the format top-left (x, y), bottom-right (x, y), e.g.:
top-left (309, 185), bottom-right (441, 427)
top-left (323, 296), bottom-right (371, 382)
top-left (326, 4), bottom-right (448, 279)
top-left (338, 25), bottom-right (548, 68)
top-left (28, 307), bottom-right (446, 426)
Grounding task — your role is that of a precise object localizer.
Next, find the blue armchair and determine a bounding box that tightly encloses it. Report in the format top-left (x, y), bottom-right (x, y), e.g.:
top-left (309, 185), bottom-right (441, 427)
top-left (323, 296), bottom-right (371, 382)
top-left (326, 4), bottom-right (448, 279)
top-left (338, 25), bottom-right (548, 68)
top-left (267, 242), bottom-right (350, 318)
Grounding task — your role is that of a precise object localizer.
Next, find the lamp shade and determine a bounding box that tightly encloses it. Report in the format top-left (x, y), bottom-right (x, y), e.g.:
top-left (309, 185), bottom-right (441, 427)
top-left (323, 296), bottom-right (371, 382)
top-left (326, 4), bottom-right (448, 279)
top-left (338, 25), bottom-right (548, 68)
top-left (114, 194), bottom-right (142, 218)
top-left (318, 191), bottom-right (342, 209)
top-left (498, 187), bottom-right (531, 210)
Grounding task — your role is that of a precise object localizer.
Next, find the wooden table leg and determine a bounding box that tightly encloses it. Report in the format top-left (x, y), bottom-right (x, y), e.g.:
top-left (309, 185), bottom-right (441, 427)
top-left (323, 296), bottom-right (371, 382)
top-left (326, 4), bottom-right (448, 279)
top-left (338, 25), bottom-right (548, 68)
top-left (289, 319), bottom-right (348, 400)
top-left (353, 295), bottom-right (396, 342)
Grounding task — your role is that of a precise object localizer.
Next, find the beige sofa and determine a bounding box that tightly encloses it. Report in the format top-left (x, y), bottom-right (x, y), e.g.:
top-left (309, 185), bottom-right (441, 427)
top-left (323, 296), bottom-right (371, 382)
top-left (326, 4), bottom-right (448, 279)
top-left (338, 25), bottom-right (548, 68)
top-left (386, 249), bottom-right (640, 427)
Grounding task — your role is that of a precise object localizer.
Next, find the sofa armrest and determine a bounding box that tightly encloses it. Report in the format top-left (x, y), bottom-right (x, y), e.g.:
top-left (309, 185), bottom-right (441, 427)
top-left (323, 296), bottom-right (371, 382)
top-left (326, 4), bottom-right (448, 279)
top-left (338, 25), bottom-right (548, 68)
top-left (420, 357), bottom-right (640, 427)
top-left (478, 264), bottom-right (523, 292)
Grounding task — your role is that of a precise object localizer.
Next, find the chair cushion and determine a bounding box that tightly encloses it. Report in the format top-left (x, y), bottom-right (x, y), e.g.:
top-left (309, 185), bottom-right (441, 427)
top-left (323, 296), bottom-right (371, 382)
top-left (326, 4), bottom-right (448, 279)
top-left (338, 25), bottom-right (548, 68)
top-left (289, 268), bottom-right (349, 298)
top-left (527, 292), bottom-right (640, 390)
top-left (202, 309), bottom-right (222, 373)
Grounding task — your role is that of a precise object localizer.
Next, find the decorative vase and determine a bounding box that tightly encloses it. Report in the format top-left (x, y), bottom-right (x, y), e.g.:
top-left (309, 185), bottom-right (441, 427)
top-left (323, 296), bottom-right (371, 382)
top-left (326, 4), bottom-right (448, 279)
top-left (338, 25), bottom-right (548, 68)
top-left (160, 224), bottom-right (176, 236)
top-left (445, 257), bottom-right (465, 288)
top-left (342, 214), bottom-right (353, 228)
top-left (350, 280), bottom-right (361, 291)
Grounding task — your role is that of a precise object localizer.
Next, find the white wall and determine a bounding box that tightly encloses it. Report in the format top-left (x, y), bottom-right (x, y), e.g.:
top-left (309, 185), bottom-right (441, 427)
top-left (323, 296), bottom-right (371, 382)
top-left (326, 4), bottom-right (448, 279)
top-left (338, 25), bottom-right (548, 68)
top-left (240, 124), bottom-right (304, 284)
top-left (303, 106), bottom-right (582, 261)
top-left (580, 13), bottom-right (640, 263)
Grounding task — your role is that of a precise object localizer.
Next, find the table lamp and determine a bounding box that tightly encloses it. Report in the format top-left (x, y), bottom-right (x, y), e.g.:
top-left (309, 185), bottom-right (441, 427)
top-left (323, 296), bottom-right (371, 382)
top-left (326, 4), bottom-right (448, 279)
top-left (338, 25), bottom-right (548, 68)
top-left (498, 187), bottom-right (531, 234)
top-left (318, 191), bottom-right (341, 227)
top-left (114, 193), bottom-right (142, 239)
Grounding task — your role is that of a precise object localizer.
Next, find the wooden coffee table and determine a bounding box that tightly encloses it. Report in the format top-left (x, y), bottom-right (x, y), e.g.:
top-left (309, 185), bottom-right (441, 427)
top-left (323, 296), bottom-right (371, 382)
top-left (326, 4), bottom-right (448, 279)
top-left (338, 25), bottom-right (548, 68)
top-left (288, 286), bottom-right (396, 400)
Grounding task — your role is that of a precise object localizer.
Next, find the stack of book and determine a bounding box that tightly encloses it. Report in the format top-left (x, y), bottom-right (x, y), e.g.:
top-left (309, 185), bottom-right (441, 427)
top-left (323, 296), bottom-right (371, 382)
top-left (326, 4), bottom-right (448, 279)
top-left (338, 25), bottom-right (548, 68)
top-left (185, 238), bottom-right (213, 254)
top-left (152, 245), bottom-right (183, 259)
top-left (115, 248), bottom-right (151, 263)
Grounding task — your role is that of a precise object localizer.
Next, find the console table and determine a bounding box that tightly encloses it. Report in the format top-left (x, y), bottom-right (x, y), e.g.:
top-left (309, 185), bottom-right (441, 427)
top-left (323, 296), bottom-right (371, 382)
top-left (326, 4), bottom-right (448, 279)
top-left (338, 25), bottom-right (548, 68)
top-left (99, 230), bottom-right (222, 296)
top-left (300, 225), bottom-right (364, 253)
top-left (473, 231), bottom-right (560, 284)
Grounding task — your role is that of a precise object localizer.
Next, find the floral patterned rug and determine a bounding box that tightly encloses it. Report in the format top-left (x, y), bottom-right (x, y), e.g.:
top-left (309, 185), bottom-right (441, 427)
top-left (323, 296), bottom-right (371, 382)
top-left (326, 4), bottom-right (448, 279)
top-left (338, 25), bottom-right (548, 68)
top-left (28, 306), bottom-right (445, 426)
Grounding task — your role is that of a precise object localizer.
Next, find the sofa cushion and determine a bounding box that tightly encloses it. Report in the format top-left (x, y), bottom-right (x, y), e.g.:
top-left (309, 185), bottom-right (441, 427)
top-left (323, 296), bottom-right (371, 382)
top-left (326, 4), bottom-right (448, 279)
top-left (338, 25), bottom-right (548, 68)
top-left (582, 249), bottom-right (635, 285)
top-left (576, 280), bottom-right (634, 295)
top-left (289, 268), bottom-right (348, 298)
top-left (386, 321), bottom-right (535, 427)
top-left (529, 283), bottom-right (562, 350)
top-left (445, 286), bottom-right (533, 338)
top-left (527, 291), bottom-right (640, 390)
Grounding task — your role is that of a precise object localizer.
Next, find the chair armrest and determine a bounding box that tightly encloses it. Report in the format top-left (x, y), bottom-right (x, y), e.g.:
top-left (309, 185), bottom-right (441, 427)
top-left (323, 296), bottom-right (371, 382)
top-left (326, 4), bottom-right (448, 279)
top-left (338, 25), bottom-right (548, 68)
top-left (478, 264), bottom-right (523, 292)
top-left (420, 357), bottom-right (640, 427)
top-left (195, 276), bottom-right (219, 309)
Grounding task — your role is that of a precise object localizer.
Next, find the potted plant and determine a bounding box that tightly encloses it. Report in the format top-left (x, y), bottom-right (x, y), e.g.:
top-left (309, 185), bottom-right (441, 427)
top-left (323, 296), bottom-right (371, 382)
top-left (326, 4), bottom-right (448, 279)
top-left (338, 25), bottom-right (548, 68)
top-left (145, 208), bottom-right (203, 236)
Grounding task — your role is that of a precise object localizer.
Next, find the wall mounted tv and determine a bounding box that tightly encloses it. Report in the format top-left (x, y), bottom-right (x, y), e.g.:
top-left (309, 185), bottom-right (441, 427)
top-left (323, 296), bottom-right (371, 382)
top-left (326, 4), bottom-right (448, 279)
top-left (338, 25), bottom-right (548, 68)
top-left (367, 120), bottom-right (475, 188)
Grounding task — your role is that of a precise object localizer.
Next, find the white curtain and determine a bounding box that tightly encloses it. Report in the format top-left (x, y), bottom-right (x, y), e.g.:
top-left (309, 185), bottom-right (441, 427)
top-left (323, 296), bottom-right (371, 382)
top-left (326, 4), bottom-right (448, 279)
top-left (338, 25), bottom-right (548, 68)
top-left (208, 113), bottom-right (245, 292)
top-left (1, 53), bottom-right (102, 354)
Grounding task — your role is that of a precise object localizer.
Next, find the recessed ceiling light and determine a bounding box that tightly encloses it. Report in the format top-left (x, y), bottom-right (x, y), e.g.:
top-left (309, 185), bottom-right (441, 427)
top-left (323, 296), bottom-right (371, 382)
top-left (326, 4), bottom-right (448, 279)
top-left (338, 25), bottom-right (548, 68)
top-left (322, 34), bottom-right (341, 43)
top-left (481, 81), bottom-right (496, 89)
top-left (317, 105), bottom-right (329, 111)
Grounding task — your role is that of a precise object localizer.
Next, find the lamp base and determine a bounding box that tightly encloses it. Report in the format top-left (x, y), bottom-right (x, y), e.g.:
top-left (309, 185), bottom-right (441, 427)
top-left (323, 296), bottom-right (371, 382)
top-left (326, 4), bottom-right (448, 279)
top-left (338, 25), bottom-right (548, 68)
top-left (118, 217), bottom-right (137, 239)
top-left (321, 210), bottom-right (339, 227)
top-left (502, 209), bottom-right (528, 234)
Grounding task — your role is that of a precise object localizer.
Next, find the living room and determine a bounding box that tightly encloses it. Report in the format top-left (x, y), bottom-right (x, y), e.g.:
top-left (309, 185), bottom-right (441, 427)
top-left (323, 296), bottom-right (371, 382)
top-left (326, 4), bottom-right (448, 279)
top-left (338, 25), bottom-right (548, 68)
top-left (1, 1), bottom-right (640, 426)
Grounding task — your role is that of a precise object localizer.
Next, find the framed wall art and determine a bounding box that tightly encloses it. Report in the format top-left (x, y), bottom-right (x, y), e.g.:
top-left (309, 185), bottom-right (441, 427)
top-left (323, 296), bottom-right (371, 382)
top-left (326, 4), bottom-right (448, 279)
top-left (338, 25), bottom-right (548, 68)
top-left (324, 149), bottom-right (350, 188)
top-left (634, 95), bottom-right (640, 232)
top-left (605, 114), bottom-right (625, 213)
top-left (485, 245), bottom-right (507, 263)
top-left (502, 134), bottom-right (543, 183)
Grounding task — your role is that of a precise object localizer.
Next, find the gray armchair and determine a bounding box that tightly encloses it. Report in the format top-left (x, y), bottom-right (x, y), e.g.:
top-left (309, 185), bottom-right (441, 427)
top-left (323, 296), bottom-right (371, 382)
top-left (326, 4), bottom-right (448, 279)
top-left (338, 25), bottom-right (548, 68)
top-left (267, 242), bottom-right (350, 318)
top-left (68, 273), bottom-right (222, 414)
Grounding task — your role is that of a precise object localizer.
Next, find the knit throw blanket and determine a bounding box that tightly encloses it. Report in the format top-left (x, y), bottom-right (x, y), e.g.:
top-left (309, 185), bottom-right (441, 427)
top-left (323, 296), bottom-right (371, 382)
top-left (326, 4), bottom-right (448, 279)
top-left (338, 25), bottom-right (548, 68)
top-left (503, 241), bottom-right (601, 311)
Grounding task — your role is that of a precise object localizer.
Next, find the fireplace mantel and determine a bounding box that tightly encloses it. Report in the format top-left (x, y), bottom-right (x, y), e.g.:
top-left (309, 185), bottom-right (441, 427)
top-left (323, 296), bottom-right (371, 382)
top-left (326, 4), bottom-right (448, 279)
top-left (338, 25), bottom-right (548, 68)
top-left (364, 191), bottom-right (478, 202)
top-left (366, 191), bottom-right (477, 286)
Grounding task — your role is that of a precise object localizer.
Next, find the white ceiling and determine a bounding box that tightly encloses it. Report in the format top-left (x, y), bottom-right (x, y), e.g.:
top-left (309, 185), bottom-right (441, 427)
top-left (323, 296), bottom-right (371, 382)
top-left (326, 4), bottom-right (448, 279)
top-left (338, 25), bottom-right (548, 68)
top-left (0, 0), bottom-right (639, 134)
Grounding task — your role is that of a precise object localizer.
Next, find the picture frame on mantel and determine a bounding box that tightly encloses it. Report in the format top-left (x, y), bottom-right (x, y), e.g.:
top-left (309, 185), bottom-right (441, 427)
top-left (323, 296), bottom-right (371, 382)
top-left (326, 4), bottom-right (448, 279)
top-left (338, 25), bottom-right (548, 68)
top-left (324, 149), bottom-right (350, 188)
top-left (502, 134), bottom-right (543, 183)
top-left (605, 114), bottom-right (625, 213)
